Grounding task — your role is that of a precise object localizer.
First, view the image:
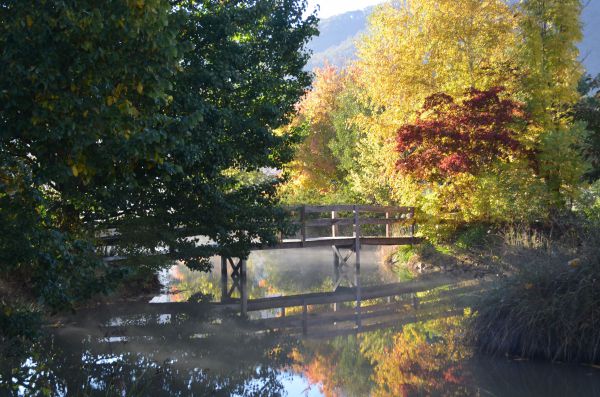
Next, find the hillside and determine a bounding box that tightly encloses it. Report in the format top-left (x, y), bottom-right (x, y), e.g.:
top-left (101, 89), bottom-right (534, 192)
top-left (308, 2), bottom-right (600, 77)
top-left (305, 8), bottom-right (369, 71)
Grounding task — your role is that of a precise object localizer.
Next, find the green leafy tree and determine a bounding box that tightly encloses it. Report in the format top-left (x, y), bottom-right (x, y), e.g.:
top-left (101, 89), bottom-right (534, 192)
top-left (0, 0), bottom-right (317, 316)
top-left (1, 0), bottom-right (183, 309)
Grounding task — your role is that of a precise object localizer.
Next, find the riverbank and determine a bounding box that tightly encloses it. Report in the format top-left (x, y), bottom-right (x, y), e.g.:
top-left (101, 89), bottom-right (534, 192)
top-left (0, 265), bottom-right (162, 347)
top-left (390, 220), bottom-right (600, 365)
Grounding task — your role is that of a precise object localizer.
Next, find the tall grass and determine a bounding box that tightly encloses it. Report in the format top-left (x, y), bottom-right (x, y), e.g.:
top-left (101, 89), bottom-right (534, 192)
top-left (469, 221), bottom-right (600, 364)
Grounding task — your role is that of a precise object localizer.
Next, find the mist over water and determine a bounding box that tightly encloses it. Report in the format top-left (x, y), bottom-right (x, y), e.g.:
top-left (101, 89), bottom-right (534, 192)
top-left (4, 247), bottom-right (600, 396)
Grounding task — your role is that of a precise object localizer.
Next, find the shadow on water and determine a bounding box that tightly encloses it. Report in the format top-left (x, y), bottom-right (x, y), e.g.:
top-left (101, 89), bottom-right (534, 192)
top-left (2, 247), bottom-right (600, 396)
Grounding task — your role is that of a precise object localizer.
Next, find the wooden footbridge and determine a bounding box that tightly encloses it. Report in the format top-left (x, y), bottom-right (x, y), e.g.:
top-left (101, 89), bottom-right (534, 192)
top-left (103, 204), bottom-right (420, 289)
top-left (99, 205), bottom-right (423, 323)
top-left (219, 204), bottom-right (420, 291)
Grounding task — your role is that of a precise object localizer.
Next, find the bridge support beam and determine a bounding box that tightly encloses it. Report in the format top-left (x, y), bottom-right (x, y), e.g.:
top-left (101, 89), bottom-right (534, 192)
top-left (331, 244), bottom-right (358, 291)
top-left (220, 256), bottom-right (248, 317)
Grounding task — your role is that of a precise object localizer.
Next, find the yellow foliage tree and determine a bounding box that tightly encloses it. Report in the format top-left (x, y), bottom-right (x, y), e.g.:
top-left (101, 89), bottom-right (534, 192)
top-left (353, 0), bottom-right (520, 206)
top-left (280, 65), bottom-right (362, 202)
top-left (517, 0), bottom-right (583, 129)
top-left (516, 0), bottom-right (586, 207)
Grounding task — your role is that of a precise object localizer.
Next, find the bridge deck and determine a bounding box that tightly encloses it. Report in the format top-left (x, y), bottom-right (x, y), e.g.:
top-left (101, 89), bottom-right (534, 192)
top-left (263, 236), bottom-right (421, 250)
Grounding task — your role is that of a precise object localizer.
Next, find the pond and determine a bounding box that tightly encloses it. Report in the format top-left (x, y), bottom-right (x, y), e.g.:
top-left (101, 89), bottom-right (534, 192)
top-left (2, 247), bottom-right (600, 396)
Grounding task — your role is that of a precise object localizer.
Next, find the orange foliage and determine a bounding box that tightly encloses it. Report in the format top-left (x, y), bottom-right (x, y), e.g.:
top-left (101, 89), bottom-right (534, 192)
top-left (370, 317), bottom-right (472, 397)
top-left (283, 64), bottom-right (360, 196)
top-left (289, 348), bottom-right (342, 397)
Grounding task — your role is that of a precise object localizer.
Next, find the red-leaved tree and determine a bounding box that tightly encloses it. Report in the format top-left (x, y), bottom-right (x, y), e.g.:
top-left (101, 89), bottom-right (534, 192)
top-left (396, 87), bottom-right (527, 181)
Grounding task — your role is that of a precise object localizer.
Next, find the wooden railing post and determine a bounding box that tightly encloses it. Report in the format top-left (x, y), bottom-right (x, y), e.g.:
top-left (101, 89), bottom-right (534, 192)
top-left (353, 205), bottom-right (361, 269)
top-left (410, 208), bottom-right (416, 237)
top-left (300, 205), bottom-right (306, 247)
top-left (331, 210), bottom-right (338, 238)
top-left (385, 212), bottom-right (391, 238)
top-left (240, 259), bottom-right (248, 317)
top-left (221, 256), bottom-right (227, 278)
top-left (241, 258), bottom-right (247, 279)
top-left (220, 256), bottom-right (228, 303)
top-left (333, 246), bottom-right (340, 285)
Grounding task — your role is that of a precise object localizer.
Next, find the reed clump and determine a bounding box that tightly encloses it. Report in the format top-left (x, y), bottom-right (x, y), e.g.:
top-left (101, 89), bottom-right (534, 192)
top-left (469, 220), bottom-right (600, 364)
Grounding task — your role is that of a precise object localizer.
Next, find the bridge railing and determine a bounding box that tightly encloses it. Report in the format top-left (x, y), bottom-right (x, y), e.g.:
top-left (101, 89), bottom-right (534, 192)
top-left (281, 205), bottom-right (416, 243)
top-left (98, 204), bottom-right (417, 260)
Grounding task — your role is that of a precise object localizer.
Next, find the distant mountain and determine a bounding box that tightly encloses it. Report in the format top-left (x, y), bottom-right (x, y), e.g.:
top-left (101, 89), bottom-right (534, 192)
top-left (581, 1), bottom-right (600, 78)
top-left (308, 2), bottom-right (600, 77)
top-left (305, 9), bottom-right (369, 71)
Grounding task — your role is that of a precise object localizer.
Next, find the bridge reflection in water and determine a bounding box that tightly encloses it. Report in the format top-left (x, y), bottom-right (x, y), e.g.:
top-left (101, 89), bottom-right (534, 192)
top-left (57, 269), bottom-right (482, 344)
top-left (42, 254), bottom-right (600, 397)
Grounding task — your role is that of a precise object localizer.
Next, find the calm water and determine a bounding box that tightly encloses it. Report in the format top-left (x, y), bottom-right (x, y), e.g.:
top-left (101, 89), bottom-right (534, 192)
top-left (2, 247), bottom-right (600, 396)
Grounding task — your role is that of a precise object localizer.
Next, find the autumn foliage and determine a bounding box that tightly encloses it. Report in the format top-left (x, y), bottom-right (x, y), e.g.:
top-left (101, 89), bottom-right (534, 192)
top-left (396, 88), bottom-right (527, 181)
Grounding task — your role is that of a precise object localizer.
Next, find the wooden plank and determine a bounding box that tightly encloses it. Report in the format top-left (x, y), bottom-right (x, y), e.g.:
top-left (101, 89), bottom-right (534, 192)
top-left (257, 237), bottom-right (421, 250)
top-left (303, 217), bottom-right (408, 228)
top-left (304, 218), bottom-right (354, 227)
top-left (357, 205), bottom-right (414, 214)
top-left (305, 309), bottom-right (465, 339)
top-left (359, 237), bottom-right (422, 246)
top-left (246, 277), bottom-right (452, 311)
top-left (304, 205), bottom-right (355, 213)
top-left (302, 205), bottom-right (416, 214)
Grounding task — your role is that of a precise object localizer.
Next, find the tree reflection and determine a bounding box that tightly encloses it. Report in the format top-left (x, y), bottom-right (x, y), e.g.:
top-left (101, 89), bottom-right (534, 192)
top-left (286, 313), bottom-right (474, 397)
top-left (368, 316), bottom-right (473, 397)
top-left (290, 336), bottom-right (373, 397)
top-left (1, 308), bottom-right (298, 396)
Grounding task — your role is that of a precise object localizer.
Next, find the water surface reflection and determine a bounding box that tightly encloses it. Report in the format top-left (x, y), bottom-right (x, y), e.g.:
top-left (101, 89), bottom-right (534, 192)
top-left (2, 247), bottom-right (599, 396)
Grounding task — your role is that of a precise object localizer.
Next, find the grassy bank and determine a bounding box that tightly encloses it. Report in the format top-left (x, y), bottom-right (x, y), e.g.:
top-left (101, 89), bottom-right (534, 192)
top-left (390, 218), bottom-right (600, 364)
top-left (468, 221), bottom-right (600, 364)
top-left (0, 265), bottom-right (161, 352)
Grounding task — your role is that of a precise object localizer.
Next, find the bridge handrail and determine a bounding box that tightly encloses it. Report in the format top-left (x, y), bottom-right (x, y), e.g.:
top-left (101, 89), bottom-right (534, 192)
top-left (282, 204), bottom-right (414, 214)
top-left (281, 204), bottom-right (416, 242)
top-left (98, 204), bottom-right (417, 249)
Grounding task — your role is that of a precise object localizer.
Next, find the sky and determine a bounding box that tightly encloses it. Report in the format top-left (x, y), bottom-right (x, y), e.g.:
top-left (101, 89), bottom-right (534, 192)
top-left (307, 0), bottom-right (386, 18)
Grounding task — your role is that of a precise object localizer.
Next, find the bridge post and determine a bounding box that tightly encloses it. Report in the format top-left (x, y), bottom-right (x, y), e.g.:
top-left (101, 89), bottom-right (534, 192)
top-left (300, 205), bottom-right (306, 247)
top-left (331, 210), bottom-right (338, 237)
top-left (302, 301), bottom-right (308, 335)
top-left (240, 267), bottom-right (248, 317)
top-left (220, 256), bottom-right (228, 303)
top-left (385, 212), bottom-right (391, 237)
top-left (333, 248), bottom-right (340, 310)
top-left (410, 207), bottom-right (416, 237)
top-left (221, 256), bottom-right (227, 278)
top-left (353, 205), bottom-right (361, 269)
top-left (219, 256), bottom-right (248, 315)
top-left (355, 272), bottom-right (362, 330)
top-left (333, 248), bottom-right (340, 281)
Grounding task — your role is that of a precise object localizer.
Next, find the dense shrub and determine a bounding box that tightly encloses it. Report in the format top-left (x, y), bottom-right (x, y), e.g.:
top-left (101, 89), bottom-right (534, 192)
top-left (455, 224), bottom-right (490, 250)
top-left (469, 222), bottom-right (600, 363)
top-left (0, 301), bottom-right (43, 362)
